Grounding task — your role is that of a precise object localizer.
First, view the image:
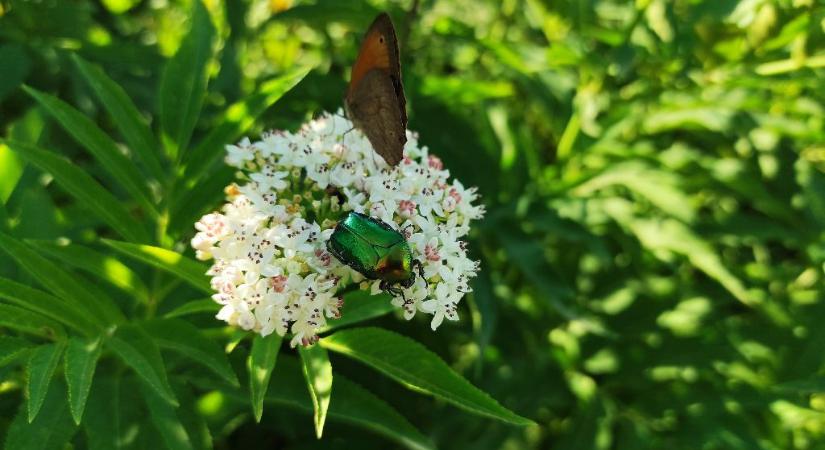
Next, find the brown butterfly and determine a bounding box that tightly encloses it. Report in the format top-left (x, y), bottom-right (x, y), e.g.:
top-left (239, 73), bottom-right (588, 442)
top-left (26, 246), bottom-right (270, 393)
top-left (344, 12), bottom-right (407, 166)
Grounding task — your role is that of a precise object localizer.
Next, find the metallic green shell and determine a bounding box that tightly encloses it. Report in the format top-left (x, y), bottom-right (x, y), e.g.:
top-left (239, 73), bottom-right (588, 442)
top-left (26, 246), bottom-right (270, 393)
top-left (327, 212), bottom-right (413, 283)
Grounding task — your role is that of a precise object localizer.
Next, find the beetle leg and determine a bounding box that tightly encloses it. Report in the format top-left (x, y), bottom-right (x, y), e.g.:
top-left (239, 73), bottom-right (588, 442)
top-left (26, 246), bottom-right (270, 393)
top-left (413, 260), bottom-right (428, 288)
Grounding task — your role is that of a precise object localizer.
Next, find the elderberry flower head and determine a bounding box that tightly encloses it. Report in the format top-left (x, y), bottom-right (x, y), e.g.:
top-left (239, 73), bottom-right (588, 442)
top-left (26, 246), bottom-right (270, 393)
top-left (192, 112), bottom-right (485, 347)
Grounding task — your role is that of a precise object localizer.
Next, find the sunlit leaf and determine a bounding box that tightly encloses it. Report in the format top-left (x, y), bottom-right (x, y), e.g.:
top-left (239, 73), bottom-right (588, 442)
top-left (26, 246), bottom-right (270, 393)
top-left (158, 0), bottom-right (215, 157)
top-left (298, 344), bottom-right (333, 438)
top-left (248, 332), bottom-right (282, 422)
top-left (102, 239), bottom-right (211, 293)
top-left (321, 327), bottom-right (535, 426)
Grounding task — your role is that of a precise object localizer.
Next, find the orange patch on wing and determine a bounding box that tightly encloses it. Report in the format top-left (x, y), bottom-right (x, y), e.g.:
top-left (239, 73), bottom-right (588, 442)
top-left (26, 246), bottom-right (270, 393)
top-left (349, 30), bottom-right (391, 93)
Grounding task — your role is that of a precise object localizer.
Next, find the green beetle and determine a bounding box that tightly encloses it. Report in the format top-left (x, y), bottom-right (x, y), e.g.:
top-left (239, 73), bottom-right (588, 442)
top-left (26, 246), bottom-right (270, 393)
top-left (327, 211), bottom-right (425, 298)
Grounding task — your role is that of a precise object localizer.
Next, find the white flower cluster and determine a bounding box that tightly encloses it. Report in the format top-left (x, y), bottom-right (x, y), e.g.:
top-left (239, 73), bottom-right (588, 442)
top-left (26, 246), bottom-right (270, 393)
top-left (191, 112), bottom-right (485, 347)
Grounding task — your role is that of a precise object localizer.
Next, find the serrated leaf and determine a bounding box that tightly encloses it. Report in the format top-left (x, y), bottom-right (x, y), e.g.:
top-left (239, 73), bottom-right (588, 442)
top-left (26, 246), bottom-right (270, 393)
top-left (3, 140), bottom-right (150, 243)
top-left (0, 277), bottom-right (95, 335)
top-left (22, 86), bottom-right (158, 217)
top-left (163, 298), bottom-right (219, 319)
top-left (0, 336), bottom-right (34, 367)
top-left (6, 379), bottom-right (77, 450)
top-left (0, 304), bottom-right (65, 339)
top-left (321, 290), bottom-right (394, 332)
top-left (64, 337), bottom-right (102, 424)
top-left (27, 342), bottom-right (66, 422)
top-left (158, 0), bottom-right (215, 157)
top-left (71, 54), bottom-right (165, 181)
top-left (29, 240), bottom-right (150, 305)
top-left (108, 324), bottom-right (178, 406)
top-left (181, 66), bottom-right (312, 183)
top-left (298, 344), bottom-right (333, 438)
top-left (320, 327), bottom-right (534, 426)
top-left (138, 380), bottom-right (194, 450)
top-left (141, 318), bottom-right (239, 386)
top-left (248, 332), bottom-right (282, 422)
top-left (102, 239), bottom-right (211, 294)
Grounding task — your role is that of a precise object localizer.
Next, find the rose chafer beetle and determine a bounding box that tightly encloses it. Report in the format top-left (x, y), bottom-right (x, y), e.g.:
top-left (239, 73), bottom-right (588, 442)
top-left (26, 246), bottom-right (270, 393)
top-left (327, 211), bottom-right (425, 299)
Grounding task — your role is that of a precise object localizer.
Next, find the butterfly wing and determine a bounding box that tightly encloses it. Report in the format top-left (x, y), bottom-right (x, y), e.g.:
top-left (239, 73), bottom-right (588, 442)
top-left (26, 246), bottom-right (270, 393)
top-left (346, 69), bottom-right (406, 166)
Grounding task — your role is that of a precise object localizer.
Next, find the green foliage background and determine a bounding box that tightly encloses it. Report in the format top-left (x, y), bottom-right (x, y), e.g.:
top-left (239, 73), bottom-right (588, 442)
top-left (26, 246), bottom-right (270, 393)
top-left (1, 0), bottom-right (825, 449)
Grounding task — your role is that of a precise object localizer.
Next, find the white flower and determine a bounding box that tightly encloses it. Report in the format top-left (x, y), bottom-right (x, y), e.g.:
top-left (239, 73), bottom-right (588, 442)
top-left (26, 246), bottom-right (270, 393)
top-left (193, 111), bottom-right (485, 346)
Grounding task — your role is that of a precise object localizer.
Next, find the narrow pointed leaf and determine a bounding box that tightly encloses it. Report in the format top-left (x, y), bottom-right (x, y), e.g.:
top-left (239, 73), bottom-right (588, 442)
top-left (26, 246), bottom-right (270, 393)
top-left (321, 327), bottom-right (535, 426)
top-left (248, 332), bottom-right (282, 422)
top-left (72, 54), bottom-right (165, 181)
top-left (6, 380), bottom-right (77, 450)
top-left (141, 318), bottom-right (239, 386)
top-left (181, 66), bottom-right (312, 182)
top-left (3, 140), bottom-right (149, 243)
top-left (0, 277), bottom-right (98, 334)
top-left (159, 0), bottom-right (215, 156)
top-left (64, 337), bottom-right (102, 424)
top-left (29, 240), bottom-right (150, 305)
top-left (138, 381), bottom-right (194, 450)
top-left (22, 86), bottom-right (158, 216)
top-left (108, 324), bottom-right (178, 406)
top-left (298, 344), bottom-right (333, 438)
top-left (0, 231), bottom-right (123, 325)
top-left (102, 239), bottom-right (211, 293)
top-left (163, 298), bottom-right (219, 319)
top-left (27, 342), bottom-right (66, 422)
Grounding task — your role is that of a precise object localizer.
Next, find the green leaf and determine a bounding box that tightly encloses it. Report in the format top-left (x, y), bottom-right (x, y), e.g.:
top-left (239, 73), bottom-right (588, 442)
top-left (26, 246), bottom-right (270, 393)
top-left (0, 142), bottom-right (25, 204)
top-left (181, 66), bottom-right (312, 182)
top-left (261, 356), bottom-right (434, 450)
top-left (0, 230), bottom-right (123, 325)
top-left (64, 337), bottom-right (102, 424)
top-left (108, 324), bottom-right (178, 406)
top-left (5, 379), bottom-right (77, 450)
top-left (22, 86), bottom-right (158, 217)
top-left (0, 336), bottom-right (34, 367)
top-left (102, 239), bottom-right (211, 294)
top-left (0, 276), bottom-right (98, 335)
top-left (0, 304), bottom-right (65, 339)
top-left (27, 342), bottom-right (66, 422)
top-left (3, 140), bottom-right (150, 243)
top-left (298, 344), bottom-right (333, 438)
top-left (29, 240), bottom-right (150, 305)
top-left (321, 290), bottom-right (394, 332)
top-left (163, 298), bottom-right (219, 319)
top-left (71, 54), bottom-right (166, 182)
top-left (138, 380), bottom-right (194, 450)
top-left (141, 318), bottom-right (239, 387)
top-left (321, 327), bottom-right (535, 426)
top-left (248, 332), bottom-right (282, 422)
top-left (158, 0), bottom-right (215, 157)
